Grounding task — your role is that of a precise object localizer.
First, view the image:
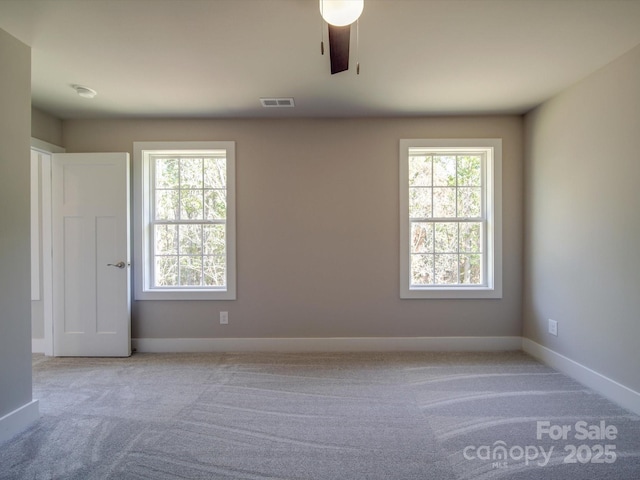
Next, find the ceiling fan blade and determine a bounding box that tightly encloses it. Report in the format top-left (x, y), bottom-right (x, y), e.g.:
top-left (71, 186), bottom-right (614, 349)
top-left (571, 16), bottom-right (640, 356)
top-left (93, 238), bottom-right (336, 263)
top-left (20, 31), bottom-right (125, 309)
top-left (328, 24), bottom-right (350, 74)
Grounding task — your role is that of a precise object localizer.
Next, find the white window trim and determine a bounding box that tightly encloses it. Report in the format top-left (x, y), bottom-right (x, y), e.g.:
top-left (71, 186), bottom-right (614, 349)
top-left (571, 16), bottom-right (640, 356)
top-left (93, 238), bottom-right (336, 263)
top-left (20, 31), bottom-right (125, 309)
top-left (134, 141), bottom-right (236, 300)
top-left (399, 138), bottom-right (502, 299)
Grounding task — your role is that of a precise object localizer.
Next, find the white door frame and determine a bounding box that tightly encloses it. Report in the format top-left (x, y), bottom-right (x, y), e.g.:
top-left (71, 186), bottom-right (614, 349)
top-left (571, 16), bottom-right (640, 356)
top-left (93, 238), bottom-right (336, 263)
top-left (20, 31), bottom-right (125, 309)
top-left (31, 138), bottom-right (65, 356)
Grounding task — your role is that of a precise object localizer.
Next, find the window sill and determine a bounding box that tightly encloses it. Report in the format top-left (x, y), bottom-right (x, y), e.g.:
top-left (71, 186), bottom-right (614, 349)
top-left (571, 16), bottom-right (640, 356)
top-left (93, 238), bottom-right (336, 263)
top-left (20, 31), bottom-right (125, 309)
top-left (135, 288), bottom-right (236, 301)
top-left (400, 286), bottom-right (502, 299)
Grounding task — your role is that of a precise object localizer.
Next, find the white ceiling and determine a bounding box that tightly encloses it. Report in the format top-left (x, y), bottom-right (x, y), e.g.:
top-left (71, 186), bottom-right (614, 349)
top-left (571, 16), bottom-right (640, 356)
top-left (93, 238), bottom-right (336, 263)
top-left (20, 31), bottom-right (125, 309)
top-left (1, 0), bottom-right (640, 119)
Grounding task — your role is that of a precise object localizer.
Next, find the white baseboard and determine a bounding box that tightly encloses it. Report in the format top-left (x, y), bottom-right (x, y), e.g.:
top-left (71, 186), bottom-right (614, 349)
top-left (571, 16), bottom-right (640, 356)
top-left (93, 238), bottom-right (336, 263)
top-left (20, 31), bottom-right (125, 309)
top-left (132, 336), bottom-right (522, 353)
top-left (0, 400), bottom-right (39, 445)
top-left (522, 338), bottom-right (640, 416)
top-left (32, 338), bottom-right (45, 354)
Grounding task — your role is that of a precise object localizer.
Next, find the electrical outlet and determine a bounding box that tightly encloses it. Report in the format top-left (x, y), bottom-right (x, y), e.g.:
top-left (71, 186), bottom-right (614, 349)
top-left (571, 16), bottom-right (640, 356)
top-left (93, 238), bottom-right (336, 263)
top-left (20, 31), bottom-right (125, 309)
top-left (548, 319), bottom-right (558, 336)
top-left (220, 311), bottom-right (228, 325)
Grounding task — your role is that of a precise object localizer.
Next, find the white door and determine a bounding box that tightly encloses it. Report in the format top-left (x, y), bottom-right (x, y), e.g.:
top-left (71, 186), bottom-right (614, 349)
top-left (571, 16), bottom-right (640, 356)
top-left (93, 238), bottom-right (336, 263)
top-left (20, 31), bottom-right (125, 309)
top-left (52, 153), bottom-right (131, 357)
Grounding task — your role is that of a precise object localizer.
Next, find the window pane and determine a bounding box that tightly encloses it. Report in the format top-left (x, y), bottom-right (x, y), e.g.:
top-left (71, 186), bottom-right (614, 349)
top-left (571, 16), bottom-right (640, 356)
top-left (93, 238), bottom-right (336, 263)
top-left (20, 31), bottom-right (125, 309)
top-left (179, 224), bottom-right (202, 255)
top-left (457, 155), bottom-right (482, 186)
top-left (155, 190), bottom-right (179, 220)
top-left (155, 158), bottom-right (179, 188)
top-left (434, 222), bottom-right (458, 253)
top-left (459, 254), bottom-right (482, 284)
top-left (408, 155), bottom-right (432, 186)
top-left (203, 225), bottom-right (226, 255)
top-left (433, 188), bottom-right (456, 217)
top-left (180, 157), bottom-right (203, 188)
top-left (179, 256), bottom-right (202, 286)
top-left (203, 255), bottom-right (226, 286)
top-left (155, 256), bottom-right (178, 286)
top-left (411, 222), bottom-right (433, 253)
top-left (457, 187), bottom-right (482, 218)
top-left (459, 222), bottom-right (482, 253)
top-left (434, 254), bottom-right (458, 284)
top-left (433, 156), bottom-right (456, 186)
top-left (409, 187), bottom-right (432, 218)
top-left (138, 142), bottom-right (236, 299)
top-left (180, 189), bottom-right (204, 220)
top-left (411, 254), bottom-right (433, 285)
top-left (400, 140), bottom-right (499, 297)
top-left (204, 158), bottom-right (226, 189)
top-left (154, 224), bottom-right (178, 255)
top-left (204, 189), bottom-right (227, 220)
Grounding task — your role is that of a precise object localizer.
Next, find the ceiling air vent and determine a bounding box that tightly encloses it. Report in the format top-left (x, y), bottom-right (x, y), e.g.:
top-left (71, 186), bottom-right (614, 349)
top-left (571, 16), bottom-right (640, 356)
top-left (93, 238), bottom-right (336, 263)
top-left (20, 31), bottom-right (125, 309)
top-left (260, 97), bottom-right (295, 108)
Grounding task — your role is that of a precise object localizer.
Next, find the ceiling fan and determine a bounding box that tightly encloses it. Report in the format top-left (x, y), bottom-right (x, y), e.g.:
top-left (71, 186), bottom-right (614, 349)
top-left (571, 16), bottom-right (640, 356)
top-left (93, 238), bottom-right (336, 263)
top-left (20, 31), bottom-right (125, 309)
top-left (319, 0), bottom-right (364, 75)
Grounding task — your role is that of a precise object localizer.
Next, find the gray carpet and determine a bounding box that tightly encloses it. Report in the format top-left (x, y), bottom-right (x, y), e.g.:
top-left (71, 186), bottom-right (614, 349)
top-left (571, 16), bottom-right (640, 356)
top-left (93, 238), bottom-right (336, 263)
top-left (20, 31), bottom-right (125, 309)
top-left (1, 351), bottom-right (639, 479)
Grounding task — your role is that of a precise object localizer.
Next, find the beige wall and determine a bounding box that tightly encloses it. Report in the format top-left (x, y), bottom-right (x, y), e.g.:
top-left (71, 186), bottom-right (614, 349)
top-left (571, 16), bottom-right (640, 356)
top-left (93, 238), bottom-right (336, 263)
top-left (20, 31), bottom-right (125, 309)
top-left (60, 116), bottom-right (523, 340)
top-left (0, 29), bottom-right (33, 417)
top-left (524, 44), bottom-right (640, 392)
top-left (31, 108), bottom-right (63, 147)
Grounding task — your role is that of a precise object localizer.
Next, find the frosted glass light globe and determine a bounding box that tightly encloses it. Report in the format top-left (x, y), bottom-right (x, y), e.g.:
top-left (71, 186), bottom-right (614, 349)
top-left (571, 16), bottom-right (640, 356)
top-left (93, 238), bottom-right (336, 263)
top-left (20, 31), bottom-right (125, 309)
top-left (319, 0), bottom-right (364, 27)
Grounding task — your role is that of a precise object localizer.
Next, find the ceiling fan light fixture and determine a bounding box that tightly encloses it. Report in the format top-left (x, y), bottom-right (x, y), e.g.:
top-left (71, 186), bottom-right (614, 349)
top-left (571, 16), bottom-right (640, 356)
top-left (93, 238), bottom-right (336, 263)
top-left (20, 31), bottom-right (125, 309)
top-left (319, 0), bottom-right (363, 27)
top-left (72, 84), bottom-right (97, 99)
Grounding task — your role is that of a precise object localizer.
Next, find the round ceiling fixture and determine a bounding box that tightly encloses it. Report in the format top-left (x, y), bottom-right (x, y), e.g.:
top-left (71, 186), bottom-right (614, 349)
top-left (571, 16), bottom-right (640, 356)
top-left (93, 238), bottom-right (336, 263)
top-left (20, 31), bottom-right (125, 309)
top-left (72, 84), bottom-right (97, 99)
top-left (319, 0), bottom-right (364, 27)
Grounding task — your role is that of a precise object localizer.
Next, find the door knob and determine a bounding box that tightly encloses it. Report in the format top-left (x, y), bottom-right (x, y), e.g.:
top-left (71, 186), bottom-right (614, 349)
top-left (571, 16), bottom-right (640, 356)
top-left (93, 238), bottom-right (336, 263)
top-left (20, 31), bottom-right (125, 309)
top-left (107, 261), bottom-right (127, 269)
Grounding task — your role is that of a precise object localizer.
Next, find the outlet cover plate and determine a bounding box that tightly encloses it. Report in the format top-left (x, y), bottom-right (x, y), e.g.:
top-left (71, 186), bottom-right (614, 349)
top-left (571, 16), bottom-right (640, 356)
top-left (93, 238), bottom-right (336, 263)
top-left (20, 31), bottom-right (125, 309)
top-left (548, 319), bottom-right (558, 336)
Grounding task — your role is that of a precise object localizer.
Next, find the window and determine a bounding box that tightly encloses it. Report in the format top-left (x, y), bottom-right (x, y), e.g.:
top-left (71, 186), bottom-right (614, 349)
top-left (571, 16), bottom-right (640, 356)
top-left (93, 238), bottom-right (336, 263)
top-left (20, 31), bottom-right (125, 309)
top-left (399, 139), bottom-right (502, 299)
top-left (134, 141), bottom-right (236, 300)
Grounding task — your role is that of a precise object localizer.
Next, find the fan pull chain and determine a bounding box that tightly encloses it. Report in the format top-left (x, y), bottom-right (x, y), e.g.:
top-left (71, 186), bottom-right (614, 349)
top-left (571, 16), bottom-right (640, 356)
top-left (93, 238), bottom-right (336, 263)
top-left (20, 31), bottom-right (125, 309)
top-left (356, 19), bottom-right (360, 75)
top-left (320, 3), bottom-right (325, 55)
